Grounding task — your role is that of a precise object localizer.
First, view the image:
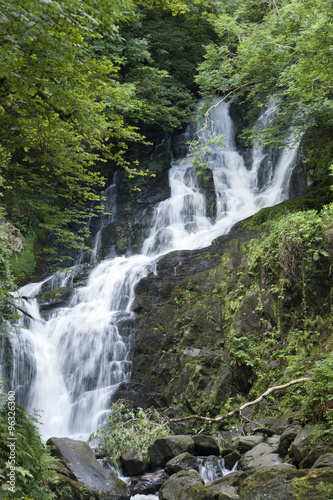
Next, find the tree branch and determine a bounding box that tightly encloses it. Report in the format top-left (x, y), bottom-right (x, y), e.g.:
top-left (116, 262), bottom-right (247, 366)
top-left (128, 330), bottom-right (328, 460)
top-left (170, 378), bottom-right (310, 425)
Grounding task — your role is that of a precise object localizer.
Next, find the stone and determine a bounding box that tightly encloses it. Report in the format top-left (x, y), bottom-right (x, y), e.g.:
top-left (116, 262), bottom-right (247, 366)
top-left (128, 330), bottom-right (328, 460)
top-left (239, 468), bottom-right (333, 500)
top-left (300, 439), bottom-right (333, 469)
top-left (120, 448), bottom-right (145, 477)
top-left (277, 425), bottom-right (302, 457)
top-left (239, 443), bottom-right (284, 471)
top-left (206, 482), bottom-right (239, 500)
top-left (313, 453), bottom-right (333, 469)
top-left (289, 425), bottom-right (315, 464)
top-left (159, 469), bottom-right (213, 500)
top-left (148, 435), bottom-right (195, 468)
top-left (165, 452), bottom-right (198, 474)
top-left (233, 435), bottom-right (265, 454)
top-left (130, 470), bottom-right (169, 496)
top-left (224, 451), bottom-right (241, 471)
top-left (47, 437), bottom-right (130, 499)
top-left (205, 472), bottom-right (248, 500)
top-left (37, 286), bottom-right (74, 311)
top-left (193, 434), bottom-right (220, 456)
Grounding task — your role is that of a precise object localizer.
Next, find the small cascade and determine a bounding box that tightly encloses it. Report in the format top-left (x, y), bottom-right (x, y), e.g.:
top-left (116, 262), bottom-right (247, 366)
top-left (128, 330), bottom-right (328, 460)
top-left (197, 457), bottom-right (238, 484)
top-left (1, 100), bottom-right (303, 439)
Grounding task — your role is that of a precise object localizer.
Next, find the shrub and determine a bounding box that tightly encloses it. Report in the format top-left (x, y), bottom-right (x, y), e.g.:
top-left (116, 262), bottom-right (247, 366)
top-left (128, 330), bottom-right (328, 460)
top-left (89, 401), bottom-right (171, 466)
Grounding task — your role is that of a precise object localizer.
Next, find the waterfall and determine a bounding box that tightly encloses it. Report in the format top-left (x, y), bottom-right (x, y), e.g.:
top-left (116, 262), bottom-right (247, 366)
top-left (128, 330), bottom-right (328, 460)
top-left (1, 100), bottom-right (301, 439)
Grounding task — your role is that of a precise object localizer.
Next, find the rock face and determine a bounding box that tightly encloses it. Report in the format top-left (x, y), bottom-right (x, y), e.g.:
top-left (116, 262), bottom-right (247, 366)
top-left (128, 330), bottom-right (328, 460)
top-left (47, 437), bottom-right (130, 500)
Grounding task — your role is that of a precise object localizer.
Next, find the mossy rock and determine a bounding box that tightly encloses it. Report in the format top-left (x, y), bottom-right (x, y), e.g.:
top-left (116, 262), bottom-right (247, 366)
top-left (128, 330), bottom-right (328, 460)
top-left (159, 469), bottom-right (213, 500)
top-left (239, 467), bottom-right (333, 499)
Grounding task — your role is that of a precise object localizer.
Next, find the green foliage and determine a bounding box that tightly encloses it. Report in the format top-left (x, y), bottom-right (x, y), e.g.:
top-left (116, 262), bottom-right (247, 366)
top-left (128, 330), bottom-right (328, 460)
top-left (89, 401), bottom-right (170, 465)
top-left (258, 211), bottom-right (329, 283)
top-left (305, 352), bottom-right (333, 422)
top-left (0, 396), bottom-right (57, 499)
top-left (196, 0), bottom-right (333, 176)
top-left (0, 0), bottom-right (195, 254)
top-left (9, 234), bottom-right (36, 281)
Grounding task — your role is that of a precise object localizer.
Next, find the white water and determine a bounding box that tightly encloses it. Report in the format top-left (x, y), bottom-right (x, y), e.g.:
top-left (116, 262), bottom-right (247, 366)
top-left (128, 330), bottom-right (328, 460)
top-left (1, 101), bottom-right (301, 439)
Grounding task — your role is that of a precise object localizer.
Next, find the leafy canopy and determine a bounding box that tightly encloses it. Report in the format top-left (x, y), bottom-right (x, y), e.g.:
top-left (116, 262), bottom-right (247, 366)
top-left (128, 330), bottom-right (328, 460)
top-left (196, 0), bottom-right (333, 168)
top-left (0, 0), bottom-right (189, 252)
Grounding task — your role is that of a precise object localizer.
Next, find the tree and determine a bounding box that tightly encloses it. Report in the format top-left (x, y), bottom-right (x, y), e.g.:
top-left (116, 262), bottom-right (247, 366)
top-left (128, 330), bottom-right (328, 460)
top-left (0, 0), bottom-right (189, 252)
top-left (195, 0), bottom-right (333, 179)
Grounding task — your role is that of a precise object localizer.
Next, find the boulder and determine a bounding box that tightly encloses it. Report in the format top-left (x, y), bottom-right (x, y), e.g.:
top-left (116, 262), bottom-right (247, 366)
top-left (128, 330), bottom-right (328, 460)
top-left (234, 435), bottom-right (265, 454)
top-left (148, 435), bottom-right (195, 468)
top-left (47, 437), bottom-right (130, 499)
top-left (277, 425), bottom-right (302, 457)
top-left (300, 439), bottom-right (333, 469)
top-left (289, 425), bottom-right (315, 464)
top-left (130, 470), bottom-right (169, 496)
top-left (165, 452), bottom-right (198, 474)
top-left (120, 448), bottom-right (145, 477)
top-left (313, 453), bottom-right (333, 469)
top-left (224, 450), bottom-right (241, 470)
top-left (193, 434), bottom-right (220, 456)
top-left (159, 469), bottom-right (213, 500)
top-left (239, 467), bottom-right (333, 499)
top-left (239, 443), bottom-right (284, 471)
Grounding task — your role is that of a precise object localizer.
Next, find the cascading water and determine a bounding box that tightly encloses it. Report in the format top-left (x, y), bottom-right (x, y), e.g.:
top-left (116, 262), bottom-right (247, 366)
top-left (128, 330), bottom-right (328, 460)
top-left (1, 100), bottom-right (301, 440)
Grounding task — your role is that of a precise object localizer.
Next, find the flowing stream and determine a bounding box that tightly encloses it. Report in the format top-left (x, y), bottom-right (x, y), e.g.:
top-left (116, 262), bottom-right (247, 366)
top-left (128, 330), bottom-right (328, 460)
top-left (1, 101), bottom-right (301, 440)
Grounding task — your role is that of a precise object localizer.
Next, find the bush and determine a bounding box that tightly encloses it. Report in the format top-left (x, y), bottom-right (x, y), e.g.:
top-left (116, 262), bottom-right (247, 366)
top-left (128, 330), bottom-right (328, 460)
top-left (89, 401), bottom-right (171, 466)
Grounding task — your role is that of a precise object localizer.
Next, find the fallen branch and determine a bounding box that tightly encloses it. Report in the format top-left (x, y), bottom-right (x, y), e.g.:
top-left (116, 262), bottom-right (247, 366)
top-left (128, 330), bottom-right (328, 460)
top-left (170, 377), bottom-right (310, 425)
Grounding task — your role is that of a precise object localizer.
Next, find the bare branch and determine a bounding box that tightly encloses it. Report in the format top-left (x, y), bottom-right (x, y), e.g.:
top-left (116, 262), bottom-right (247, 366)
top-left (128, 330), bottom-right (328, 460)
top-left (170, 377), bottom-right (310, 425)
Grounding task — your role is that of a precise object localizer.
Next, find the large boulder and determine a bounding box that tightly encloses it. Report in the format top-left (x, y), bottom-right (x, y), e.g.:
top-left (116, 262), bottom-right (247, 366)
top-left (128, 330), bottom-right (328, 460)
top-left (159, 469), bottom-right (213, 500)
top-left (239, 468), bottom-right (333, 499)
top-left (277, 425), bottom-right (302, 457)
top-left (193, 434), bottom-right (220, 456)
top-left (120, 449), bottom-right (145, 477)
top-left (299, 438), bottom-right (333, 469)
top-left (148, 435), bottom-right (195, 468)
top-left (233, 435), bottom-right (266, 454)
top-left (165, 452), bottom-right (198, 474)
top-left (130, 470), bottom-right (169, 496)
top-left (239, 442), bottom-right (285, 471)
top-left (47, 437), bottom-right (130, 499)
top-left (289, 425), bottom-right (315, 464)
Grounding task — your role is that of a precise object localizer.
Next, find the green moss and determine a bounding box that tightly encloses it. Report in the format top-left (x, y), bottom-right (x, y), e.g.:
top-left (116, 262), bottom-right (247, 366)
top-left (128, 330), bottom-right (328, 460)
top-left (117, 236), bottom-right (128, 251)
top-left (9, 234), bottom-right (36, 280)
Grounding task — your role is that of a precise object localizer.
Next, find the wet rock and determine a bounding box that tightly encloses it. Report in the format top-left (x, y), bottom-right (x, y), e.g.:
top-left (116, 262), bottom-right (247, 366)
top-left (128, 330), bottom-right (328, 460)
top-left (224, 450), bottom-right (241, 470)
top-left (193, 434), bottom-right (220, 456)
top-left (198, 456), bottom-right (228, 483)
top-left (120, 448), bottom-right (145, 477)
top-left (148, 435), bottom-right (195, 468)
top-left (130, 470), bottom-right (169, 496)
top-left (165, 452), bottom-right (198, 474)
top-left (37, 286), bottom-right (74, 311)
top-left (159, 469), bottom-right (213, 500)
top-left (47, 437), bottom-right (130, 499)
